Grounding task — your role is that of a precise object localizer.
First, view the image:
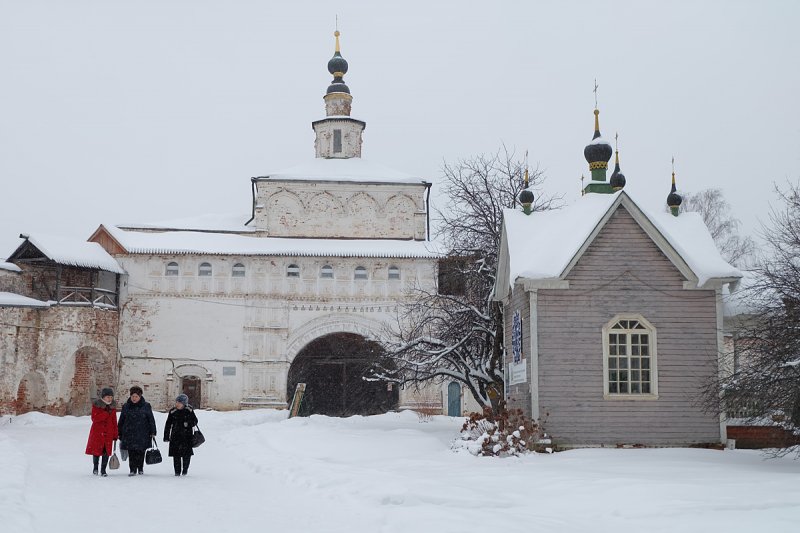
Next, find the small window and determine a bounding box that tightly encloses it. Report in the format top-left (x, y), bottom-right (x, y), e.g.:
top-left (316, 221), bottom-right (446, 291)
top-left (199, 262), bottom-right (212, 276)
top-left (354, 266), bottom-right (368, 280)
top-left (232, 263), bottom-right (246, 277)
top-left (321, 265), bottom-right (334, 279)
top-left (166, 262), bottom-right (179, 276)
top-left (333, 129), bottom-right (342, 153)
top-left (388, 266), bottom-right (401, 280)
top-left (287, 264), bottom-right (300, 278)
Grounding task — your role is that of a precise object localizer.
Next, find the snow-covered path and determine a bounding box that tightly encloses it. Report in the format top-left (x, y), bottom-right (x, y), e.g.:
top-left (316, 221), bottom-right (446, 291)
top-left (1, 410), bottom-right (799, 533)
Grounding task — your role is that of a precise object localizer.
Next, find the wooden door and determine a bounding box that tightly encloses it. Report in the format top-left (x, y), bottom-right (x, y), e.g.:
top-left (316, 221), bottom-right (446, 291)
top-left (447, 382), bottom-right (461, 417)
top-left (182, 376), bottom-right (201, 408)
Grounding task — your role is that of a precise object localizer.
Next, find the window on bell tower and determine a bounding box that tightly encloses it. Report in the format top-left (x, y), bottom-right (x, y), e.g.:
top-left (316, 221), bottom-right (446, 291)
top-left (333, 129), bottom-right (342, 153)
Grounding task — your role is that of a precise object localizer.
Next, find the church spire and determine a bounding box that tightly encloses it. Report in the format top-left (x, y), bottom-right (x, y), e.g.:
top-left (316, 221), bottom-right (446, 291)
top-left (582, 81), bottom-right (614, 194)
top-left (313, 28), bottom-right (366, 159)
top-left (667, 157), bottom-right (683, 216)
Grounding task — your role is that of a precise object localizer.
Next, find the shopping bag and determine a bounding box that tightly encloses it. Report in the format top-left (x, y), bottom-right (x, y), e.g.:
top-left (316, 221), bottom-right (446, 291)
top-left (145, 437), bottom-right (162, 465)
top-left (192, 424), bottom-right (205, 448)
top-left (108, 441), bottom-right (120, 470)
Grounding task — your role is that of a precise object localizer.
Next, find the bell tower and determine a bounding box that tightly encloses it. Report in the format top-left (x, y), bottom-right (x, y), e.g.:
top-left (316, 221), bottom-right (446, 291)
top-left (312, 30), bottom-right (366, 159)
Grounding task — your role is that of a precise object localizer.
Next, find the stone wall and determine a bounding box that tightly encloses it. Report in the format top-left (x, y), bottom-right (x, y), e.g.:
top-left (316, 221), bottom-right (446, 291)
top-left (0, 306), bottom-right (119, 415)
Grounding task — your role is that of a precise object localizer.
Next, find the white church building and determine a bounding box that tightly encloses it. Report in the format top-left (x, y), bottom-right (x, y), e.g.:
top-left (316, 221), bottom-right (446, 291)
top-left (87, 32), bottom-right (454, 414)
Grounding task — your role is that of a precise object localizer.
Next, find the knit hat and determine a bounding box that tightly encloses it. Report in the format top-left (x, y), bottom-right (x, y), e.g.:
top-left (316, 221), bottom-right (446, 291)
top-left (100, 388), bottom-right (114, 398)
top-left (176, 394), bottom-right (189, 406)
top-left (129, 386), bottom-right (143, 396)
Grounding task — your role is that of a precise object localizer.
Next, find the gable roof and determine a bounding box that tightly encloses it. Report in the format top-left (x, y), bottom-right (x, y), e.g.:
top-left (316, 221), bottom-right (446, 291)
top-left (7, 233), bottom-right (126, 274)
top-left (95, 224), bottom-right (441, 259)
top-left (495, 191), bottom-right (742, 297)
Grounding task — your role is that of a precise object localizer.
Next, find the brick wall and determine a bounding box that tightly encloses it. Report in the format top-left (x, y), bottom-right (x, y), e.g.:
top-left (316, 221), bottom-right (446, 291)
top-left (727, 425), bottom-right (800, 449)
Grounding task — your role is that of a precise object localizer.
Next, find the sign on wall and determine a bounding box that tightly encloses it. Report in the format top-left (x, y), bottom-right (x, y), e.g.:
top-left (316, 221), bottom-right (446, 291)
top-left (509, 360), bottom-right (527, 385)
top-left (511, 310), bottom-right (523, 363)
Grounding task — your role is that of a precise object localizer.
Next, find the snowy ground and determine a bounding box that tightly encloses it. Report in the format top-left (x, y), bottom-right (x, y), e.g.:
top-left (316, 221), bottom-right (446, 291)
top-left (1, 410), bottom-right (799, 533)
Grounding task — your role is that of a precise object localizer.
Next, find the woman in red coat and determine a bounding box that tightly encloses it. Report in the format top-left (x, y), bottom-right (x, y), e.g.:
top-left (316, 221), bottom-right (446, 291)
top-left (85, 387), bottom-right (118, 476)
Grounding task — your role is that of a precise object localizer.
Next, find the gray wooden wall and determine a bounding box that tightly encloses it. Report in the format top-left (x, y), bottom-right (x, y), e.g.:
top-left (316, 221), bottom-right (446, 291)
top-left (517, 205), bottom-right (721, 446)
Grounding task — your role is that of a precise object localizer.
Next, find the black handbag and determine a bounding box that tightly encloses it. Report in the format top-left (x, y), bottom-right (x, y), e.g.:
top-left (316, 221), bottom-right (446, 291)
top-left (145, 437), bottom-right (162, 465)
top-left (192, 424), bottom-right (205, 448)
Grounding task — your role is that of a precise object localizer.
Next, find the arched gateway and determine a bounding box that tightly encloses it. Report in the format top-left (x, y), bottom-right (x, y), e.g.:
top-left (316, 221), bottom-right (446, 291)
top-left (287, 333), bottom-right (398, 417)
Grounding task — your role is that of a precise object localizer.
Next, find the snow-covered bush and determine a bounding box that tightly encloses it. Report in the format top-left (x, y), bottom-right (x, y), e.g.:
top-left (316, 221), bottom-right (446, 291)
top-left (457, 404), bottom-right (549, 457)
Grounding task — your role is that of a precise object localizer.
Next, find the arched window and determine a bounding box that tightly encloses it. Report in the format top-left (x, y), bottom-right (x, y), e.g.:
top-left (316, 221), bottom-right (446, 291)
top-left (287, 264), bottom-right (300, 278)
top-left (199, 262), bottom-right (212, 276)
top-left (602, 315), bottom-right (658, 398)
top-left (320, 265), bottom-right (334, 279)
top-left (388, 266), bottom-right (401, 280)
top-left (232, 263), bottom-right (246, 277)
top-left (166, 262), bottom-right (179, 276)
top-left (354, 266), bottom-right (368, 280)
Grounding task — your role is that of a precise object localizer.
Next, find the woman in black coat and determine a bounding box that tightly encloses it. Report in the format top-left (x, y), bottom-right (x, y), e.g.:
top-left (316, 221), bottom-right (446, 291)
top-left (117, 386), bottom-right (157, 476)
top-left (164, 394), bottom-right (198, 476)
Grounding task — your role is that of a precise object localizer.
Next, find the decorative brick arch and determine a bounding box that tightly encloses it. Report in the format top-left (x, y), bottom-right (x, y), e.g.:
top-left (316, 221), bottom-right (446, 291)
top-left (265, 190), bottom-right (304, 231)
top-left (308, 192), bottom-right (345, 215)
top-left (65, 346), bottom-right (113, 416)
top-left (385, 194), bottom-right (418, 214)
top-left (285, 313), bottom-right (386, 365)
top-left (16, 371), bottom-right (48, 414)
top-left (348, 192), bottom-right (380, 217)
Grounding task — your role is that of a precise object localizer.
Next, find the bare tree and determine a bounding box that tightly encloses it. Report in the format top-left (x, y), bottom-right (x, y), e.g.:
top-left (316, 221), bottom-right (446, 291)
top-left (369, 146), bottom-right (557, 414)
top-left (711, 181), bottom-right (800, 454)
top-left (681, 188), bottom-right (755, 267)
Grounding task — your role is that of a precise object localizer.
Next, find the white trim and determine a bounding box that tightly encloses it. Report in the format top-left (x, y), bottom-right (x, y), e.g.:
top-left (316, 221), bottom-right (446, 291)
top-left (521, 278), bottom-right (570, 290)
top-left (493, 222), bottom-right (512, 303)
top-left (528, 290), bottom-right (540, 420)
top-left (601, 313), bottom-right (659, 400)
top-left (716, 287), bottom-right (728, 442)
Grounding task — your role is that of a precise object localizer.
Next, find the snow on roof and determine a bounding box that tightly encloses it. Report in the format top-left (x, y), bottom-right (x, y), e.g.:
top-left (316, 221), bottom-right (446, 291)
top-left (503, 191), bottom-right (742, 288)
top-left (118, 213), bottom-right (254, 233)
top-left (589, 136), bottom-right (611, 146)
top-left (104, 224), bottom-right (441, 258)
top-left (17, 234), bottom-right (126, 274)
top-left (0, 292), bottom-right (50, 308)
top-left (262, 158), bottom-right (428, 184)
top-left (723, 270), bottom-right (760, 317)
top-left (0, 261), bottom-right (21, 273)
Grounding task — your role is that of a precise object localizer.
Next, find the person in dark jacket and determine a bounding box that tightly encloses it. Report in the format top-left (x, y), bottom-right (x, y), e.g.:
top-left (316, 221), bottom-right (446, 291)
top-left (85, 387), bottom-right (118, 477)
top-left (164, 393), bottom-right (198, 476)
top-left (117, 386), bottom-right (156, 476)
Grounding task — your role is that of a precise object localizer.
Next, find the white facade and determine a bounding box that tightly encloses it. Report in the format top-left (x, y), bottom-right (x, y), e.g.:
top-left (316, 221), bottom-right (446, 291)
top-left (96, 34), bottom-right (466, 414)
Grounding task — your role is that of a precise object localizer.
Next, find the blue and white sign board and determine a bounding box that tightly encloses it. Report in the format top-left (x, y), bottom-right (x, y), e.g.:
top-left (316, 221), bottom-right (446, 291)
top-left (511, 310), bottom-right (523, 363)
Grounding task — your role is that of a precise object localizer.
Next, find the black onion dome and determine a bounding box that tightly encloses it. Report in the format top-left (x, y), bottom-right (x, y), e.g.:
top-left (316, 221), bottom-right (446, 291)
top-left (610, 164), bottom-right (626, 190)
top-left (326, 31), bottom-right (350, 94)
top-left (327, 53), bottom-right (348, 77)
top-left (584, 109), bottom-right (613, 165)
top-left (519, 188), bottom-right (535, 205)
top-left (667, 176), bottom-right (682, 207)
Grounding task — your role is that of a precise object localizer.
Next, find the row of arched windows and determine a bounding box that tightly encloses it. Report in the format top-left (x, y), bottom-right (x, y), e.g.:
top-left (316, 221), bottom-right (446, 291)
top-left (164, 262), bottom-right (401, 280)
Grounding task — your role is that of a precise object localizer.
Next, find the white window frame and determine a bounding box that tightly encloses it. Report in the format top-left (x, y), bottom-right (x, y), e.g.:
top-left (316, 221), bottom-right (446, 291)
top-left (232, 263), bottom-right (246, 277)
top-left (199, 262), bottom-right (213, 277)
top-left (320, 265), bottom-right (334, 279)
top-left (354, 266), bottom-right (368, 280)
top-left (165, 262), bottom-right (179, 277)
top-left (388, 265), bottom-right (401, 280)
top-left (602, 314), bottom-right (658, 400)
top-left (287, 264), bottom-right (300, 278)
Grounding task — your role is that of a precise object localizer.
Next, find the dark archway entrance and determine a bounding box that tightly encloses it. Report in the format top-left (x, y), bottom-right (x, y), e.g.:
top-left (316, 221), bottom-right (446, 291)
top-left (287, 333), bottom-right (398, 417)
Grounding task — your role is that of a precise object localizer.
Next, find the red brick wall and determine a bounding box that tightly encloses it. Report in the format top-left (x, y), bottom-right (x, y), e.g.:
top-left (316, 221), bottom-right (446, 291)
top-left (727, 426), bottom-right (800, 449)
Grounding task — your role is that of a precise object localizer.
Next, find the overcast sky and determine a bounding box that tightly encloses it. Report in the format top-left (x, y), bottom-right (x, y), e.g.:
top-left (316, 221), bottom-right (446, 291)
top-left (1, 0), bottom-right (798, 258)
